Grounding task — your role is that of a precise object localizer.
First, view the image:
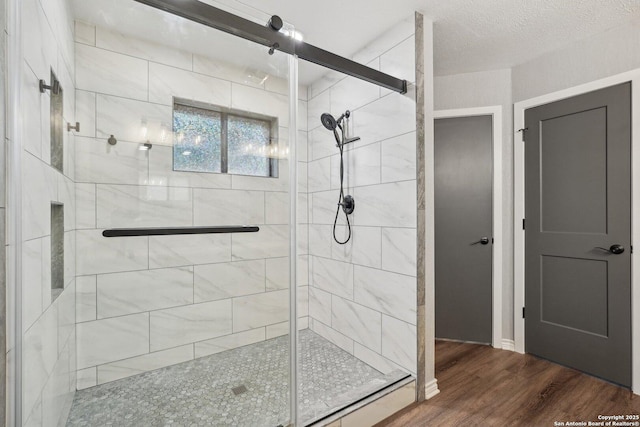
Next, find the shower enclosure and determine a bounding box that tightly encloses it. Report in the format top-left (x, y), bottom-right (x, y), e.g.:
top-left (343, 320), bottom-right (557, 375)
top-left (6, 0), bottom-right (420, 425)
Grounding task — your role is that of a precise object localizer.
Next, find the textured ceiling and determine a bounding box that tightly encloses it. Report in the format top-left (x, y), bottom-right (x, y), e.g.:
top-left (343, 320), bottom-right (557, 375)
top-left (72, 0), bottom-right (640, 84)
top-left (429, 0), bottom-right (640, 75)
top-left (236, 0), bottom-right (640, 76)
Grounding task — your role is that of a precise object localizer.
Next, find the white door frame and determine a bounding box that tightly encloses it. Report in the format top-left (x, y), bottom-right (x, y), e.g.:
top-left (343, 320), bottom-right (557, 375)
top-left (514, 69), bottom-right (640, 394)
top-left (434, 106), bottom-right (503, 348)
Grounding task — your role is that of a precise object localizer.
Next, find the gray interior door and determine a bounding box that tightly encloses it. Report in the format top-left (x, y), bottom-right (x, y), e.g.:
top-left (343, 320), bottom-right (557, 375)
top-left (524, 82), bottom-right (631, 387)
top-left (435, 115), bottom-right (493, 344)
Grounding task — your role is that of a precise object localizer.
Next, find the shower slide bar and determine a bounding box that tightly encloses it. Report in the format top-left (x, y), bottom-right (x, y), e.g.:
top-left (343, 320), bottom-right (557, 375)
top-left (132, 0), bottom-right (408, 94)
top-left (102, 226), bottom-right (260, 237)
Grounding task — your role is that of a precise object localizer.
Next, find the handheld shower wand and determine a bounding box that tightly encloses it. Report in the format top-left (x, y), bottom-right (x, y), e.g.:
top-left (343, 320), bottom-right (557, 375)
top-left (320, 110), bottom-right (359, 245)
top-left (320, 111), bottom-right (361, 147)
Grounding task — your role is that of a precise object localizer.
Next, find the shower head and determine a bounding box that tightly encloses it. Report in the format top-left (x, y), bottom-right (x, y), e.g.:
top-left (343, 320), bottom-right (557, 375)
top-left (321, 110), bottom-right (351, 131)
top-left (321, 113), bottom-right (337, 131)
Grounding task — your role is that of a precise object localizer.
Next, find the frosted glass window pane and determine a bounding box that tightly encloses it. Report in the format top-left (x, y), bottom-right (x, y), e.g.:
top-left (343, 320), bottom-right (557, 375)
top-left (227, 115), bottom-right (271, 177)
top-left (172, 101), bottom-right (276, 177)
top-left (173, 104), bottom-right (222, 173)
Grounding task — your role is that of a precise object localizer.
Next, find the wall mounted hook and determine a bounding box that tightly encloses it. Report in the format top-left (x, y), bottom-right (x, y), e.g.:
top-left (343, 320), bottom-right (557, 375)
top-left (39, 79), bottom-right (60, 95)
top-left (107, 135), bottom-right (117, 145)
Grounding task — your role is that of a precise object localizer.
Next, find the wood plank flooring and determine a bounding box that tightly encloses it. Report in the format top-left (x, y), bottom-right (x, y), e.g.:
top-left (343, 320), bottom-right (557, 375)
top-left (378, 340), bottom-right (640, 426)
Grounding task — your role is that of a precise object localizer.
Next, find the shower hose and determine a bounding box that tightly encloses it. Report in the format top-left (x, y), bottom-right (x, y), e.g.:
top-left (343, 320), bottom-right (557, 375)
top-left (332, 123), bottom-right (352, 245)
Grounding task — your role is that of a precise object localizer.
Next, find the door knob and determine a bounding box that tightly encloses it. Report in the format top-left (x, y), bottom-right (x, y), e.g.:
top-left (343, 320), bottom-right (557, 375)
top-left (595, 244), bottom-right (625, 254)
top-left (471, 237), bottom-right (490, 245)
top-left (609, 244), bottom-right (624, 254)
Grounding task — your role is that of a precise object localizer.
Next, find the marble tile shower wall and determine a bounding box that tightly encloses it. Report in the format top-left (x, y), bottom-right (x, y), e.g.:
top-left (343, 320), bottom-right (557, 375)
top-left (20, 0), bottom-right (77, 425)
top-left (72, 22), bottom-right (310, 391)
top-left (306, 17), bottom-right (418, 376)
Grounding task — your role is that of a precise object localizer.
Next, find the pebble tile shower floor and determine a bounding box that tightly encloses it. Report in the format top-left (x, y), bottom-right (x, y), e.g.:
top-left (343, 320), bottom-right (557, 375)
top-left (66, 329), bottom-right (408, 426)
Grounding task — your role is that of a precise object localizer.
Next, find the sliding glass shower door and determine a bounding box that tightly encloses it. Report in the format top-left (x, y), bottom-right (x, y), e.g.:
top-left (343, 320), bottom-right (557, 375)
top-left (16, 0), bottom-right (299, 425)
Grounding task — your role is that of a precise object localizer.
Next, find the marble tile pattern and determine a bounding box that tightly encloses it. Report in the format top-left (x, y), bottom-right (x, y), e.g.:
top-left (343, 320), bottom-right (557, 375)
top-left (232, 289), bottom-right (289, 332)
top-left (21, 0), bottom-right (78, 425)
top-left (309, 286), bottom-right (333, 326)
top-left (75, 276), bottom-right (96, 322)
top-left (66, 330), bottom-right (409, 426)
top-left (95, 94), bottom-right (172, 145)
top-left (149, 300), bottom-right (233, 352)
top-left (311, 257), bottom-right (354, 300)
top-left (306, 19), bottom-right (418, 376)
top-left (149, 62), bottom-right (231, 107)
top-left (193, 189), bottom-right (264, 226)
top-left (194, 260), bottom-right (265, 302)
top-left (95, 26), bottom-right (193, 71)
top-left (381, 315), bottom-right (417, 370)
top-left (379, 36), bottom-right (417, 84)
top-left (266, 257), bottom-right (289, 291)
top-left (149, 233), bottom-right (231, 268)
top-left (72, 21), bottom-right (310, 397)
top-left (76, 44), bottom-right (148, 101)
top-left (266, 320), bottom-right (291, 339)
top-left (75, 137), bottom-right (148, 186)
top-left (414, 12), bottom-right (430, 401)
top-left (76, 313), bottom-right (150, 370)
top-left (309, 318), bottom-right (354, 355)
top-left (354, 266), bottom-right (416, 324)
top-left (382, 227), bottom-right (417, 275)
top-left (97, 345), bottom-right (194, 384)
top-left (194, 329), bottom-right (265, 359)
top-left (331, 297), bottom-right (383, 352)
top-left (332, 225), bottom-right (382, 268)
top-left (97, 267), bottom-right (194, 318)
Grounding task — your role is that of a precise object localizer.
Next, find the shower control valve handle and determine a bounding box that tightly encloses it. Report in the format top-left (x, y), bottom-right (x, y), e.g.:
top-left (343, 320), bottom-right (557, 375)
top-left (339, 195), bottom-right (355, 215)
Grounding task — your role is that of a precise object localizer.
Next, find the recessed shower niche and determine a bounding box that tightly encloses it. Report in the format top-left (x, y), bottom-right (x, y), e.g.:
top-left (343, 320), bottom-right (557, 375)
top-left (47, 69), bottom-right (64, 172)
top-left (51, 202), bottom-right (64, 301)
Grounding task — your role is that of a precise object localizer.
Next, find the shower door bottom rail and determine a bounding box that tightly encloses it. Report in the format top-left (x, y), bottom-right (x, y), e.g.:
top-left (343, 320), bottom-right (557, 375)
top-left (102, 225), bottom-right (260, 237)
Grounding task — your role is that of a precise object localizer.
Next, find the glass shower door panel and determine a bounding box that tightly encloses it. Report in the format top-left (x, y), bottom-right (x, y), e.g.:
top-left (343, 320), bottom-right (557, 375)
top-left (19, 0), bottom-right (294, 425)
top-left (299, 60), bottom-right (413, 425)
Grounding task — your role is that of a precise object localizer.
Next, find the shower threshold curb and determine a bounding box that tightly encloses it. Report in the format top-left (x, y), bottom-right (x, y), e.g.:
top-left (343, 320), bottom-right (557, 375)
top-left (304, 375), bottom-right (415, 427)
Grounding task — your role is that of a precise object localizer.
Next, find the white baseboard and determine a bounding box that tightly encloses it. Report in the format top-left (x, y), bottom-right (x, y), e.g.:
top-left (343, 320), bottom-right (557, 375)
top-left (424, 378), bottom-right (440, 399)
top-left (502, 339), bottom-right (515, 351)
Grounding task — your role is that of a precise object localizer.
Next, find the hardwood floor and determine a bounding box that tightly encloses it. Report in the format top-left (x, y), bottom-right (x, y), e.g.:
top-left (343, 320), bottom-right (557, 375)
top-left (378, 340), bottom-right (640, 426)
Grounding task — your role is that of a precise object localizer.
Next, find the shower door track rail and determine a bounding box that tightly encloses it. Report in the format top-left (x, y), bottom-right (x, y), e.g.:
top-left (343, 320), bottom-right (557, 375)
top-left (132, 0), bottom-right (408, 94)
top-left (102, 225), bottom-right (260, 237)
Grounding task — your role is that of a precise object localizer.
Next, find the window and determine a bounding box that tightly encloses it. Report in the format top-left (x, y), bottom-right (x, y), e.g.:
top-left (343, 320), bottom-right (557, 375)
top-left (173, 100), bottom-right (278, 177)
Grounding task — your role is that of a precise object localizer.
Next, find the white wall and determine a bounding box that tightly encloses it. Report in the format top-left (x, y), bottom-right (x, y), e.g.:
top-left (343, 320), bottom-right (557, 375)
top-left (434, 68), bottom-right (514, 341)
top-left (512, 19), bottom-right (640, 102)
top-left (306, 16), bottom-right (418, 375)
top-left (72, 22), bottom-right (309, 390)
top-left (19, 0), bottom-right (77, 425)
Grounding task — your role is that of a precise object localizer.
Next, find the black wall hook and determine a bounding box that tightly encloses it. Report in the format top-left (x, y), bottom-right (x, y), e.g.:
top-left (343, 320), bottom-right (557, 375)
top-left (39, 79), bottom-right (60, 95)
